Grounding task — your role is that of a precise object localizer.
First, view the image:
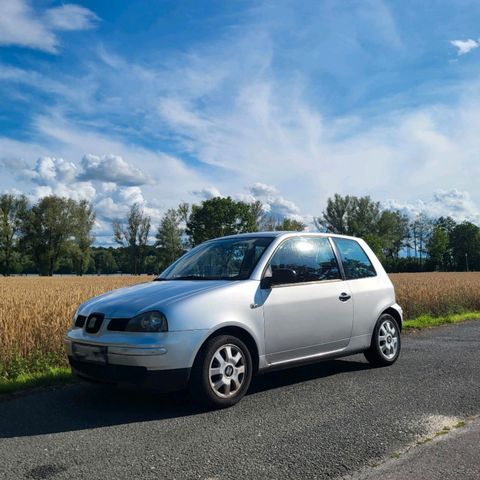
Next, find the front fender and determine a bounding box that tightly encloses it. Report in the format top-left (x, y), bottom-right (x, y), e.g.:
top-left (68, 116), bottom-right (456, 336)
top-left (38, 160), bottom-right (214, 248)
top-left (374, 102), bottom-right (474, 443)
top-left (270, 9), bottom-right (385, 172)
top-left (186, 320), bottom-right (264, 369)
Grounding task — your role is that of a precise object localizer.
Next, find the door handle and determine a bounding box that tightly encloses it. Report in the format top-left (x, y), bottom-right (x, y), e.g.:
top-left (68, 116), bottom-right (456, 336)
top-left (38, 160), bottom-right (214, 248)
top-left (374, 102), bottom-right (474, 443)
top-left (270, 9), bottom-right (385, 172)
top-left (339, 292), bottom-right (351, 302)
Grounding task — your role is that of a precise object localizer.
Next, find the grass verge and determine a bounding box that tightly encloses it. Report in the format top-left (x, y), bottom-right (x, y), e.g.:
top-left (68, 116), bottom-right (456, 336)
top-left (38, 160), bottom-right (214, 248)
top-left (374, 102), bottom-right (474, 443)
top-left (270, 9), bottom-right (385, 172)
top-left (404, 311), bottom-right (480, 330)
top-left (0, 367), bottom-right (72, 396)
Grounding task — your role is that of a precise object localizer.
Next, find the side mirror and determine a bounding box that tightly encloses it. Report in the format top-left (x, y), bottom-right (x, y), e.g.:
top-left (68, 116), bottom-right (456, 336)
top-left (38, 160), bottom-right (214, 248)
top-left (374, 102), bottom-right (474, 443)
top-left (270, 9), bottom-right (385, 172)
top-left (261, 268), bottom-right (297, 289)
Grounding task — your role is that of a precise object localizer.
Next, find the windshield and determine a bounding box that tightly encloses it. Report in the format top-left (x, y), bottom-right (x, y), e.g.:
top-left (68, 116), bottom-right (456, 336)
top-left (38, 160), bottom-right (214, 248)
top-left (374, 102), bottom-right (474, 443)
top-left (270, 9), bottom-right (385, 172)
top-left (158, 236), bottom-right (274, 281)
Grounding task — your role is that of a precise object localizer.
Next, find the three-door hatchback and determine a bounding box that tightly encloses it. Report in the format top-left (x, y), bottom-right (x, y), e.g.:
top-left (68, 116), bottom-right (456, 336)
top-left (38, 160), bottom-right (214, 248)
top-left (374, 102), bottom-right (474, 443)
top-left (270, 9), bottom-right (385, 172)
top-left (65, 232), bottom-right (403, 408)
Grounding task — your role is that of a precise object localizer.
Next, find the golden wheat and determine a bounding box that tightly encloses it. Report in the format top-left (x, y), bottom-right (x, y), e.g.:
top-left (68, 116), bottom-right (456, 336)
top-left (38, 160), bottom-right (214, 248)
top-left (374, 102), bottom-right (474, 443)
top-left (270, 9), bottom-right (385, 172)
top-left (390, 272), bottom-right (480, 319)
top-left (0, 276), bottom-right (148, 374)
top-left (1, 273), bottom-right (479, 375)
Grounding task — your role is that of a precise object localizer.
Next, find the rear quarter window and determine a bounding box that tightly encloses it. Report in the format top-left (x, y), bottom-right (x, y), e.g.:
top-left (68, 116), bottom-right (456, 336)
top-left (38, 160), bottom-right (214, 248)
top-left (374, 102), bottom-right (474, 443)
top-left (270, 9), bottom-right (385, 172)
top-left (333, 238), bottom-right (377, 280)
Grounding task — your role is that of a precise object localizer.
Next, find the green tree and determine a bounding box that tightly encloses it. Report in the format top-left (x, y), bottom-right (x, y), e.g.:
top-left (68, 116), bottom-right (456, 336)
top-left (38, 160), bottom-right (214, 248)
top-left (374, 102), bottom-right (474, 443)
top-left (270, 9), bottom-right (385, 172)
top-left (377, 210), bottom-right (409, 259)
top-left (435, 216), bottom-right (457, 236)
top-left (348, 196), bottom-right (382, 238)
top-left (186, 197), bottom-right (257, 246)
top-left (144, 254), bottom-right (159, 275)
top-left (250, 200), bottom-right (266, 228)
top-left (315, 194), bottom-right (382, 237)
top-left (450, 222), bottom-right (480, 271)
top-left (71, 200), bottom-right (95, 275)
top-left (0, 194), bottom-right (28, 276)
top-left (21, 196), bottom-right (77, 276)
top-left (93, 249), bottom-right (118, 274)
top-left (112, 203), bottom-right (151, 274)
top-left (259, 215), bottom-right (306, 232)
top-left (275, 217), bottom-right (306, 231)
top-left (314, 194), bottom-right (352, 234)
top-left (433, 216), bottom-right (457, 270)
top-left (155, 208), bottom-right (184, 269)
top-left (426, 227), bottom-right (450, 270)
top-left (315, 194), bottom-right (408, 261)
top-left (410, 213), bottom-right (433, 266)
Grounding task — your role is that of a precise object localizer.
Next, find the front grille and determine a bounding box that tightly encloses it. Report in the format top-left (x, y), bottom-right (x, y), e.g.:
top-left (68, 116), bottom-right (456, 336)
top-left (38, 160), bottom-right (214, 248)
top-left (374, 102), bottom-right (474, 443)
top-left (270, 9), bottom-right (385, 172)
top-left (75, 315), bottom-right (87, 328)
top-left (85, 313), bottom-right (104, 334)
top-left (107, 318), bottom-right (130, 331)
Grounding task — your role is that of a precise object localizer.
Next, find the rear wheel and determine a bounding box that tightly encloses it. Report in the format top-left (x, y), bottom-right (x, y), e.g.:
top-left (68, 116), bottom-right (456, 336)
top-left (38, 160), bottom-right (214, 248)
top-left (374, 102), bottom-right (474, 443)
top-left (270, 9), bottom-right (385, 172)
top-left (364, 314), bottom-right (401, 366)
top-left (189, 335), bottom-right (253, 409)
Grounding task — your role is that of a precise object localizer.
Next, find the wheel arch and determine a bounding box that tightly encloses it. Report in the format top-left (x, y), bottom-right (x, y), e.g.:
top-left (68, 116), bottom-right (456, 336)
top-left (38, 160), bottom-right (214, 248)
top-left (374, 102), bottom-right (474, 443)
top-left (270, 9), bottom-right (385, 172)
top-left (381, 307), bottom-right (403, 331)
top-left (192, 325), bottom-right (260, 374)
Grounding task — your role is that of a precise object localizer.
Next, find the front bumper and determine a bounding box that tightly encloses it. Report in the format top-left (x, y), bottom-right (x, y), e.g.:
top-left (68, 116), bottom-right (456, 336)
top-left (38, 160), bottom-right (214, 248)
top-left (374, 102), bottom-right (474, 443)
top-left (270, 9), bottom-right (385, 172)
top-left (68, 357), bottom-right (190, 391)
top-left (64, 328), bottom-right (208, 391)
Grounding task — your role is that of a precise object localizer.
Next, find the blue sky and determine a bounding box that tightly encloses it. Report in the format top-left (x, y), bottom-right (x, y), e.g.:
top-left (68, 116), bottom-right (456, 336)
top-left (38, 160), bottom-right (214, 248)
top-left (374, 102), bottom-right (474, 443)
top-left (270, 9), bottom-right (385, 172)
top-left (1, 0), bottom-right (480, 244)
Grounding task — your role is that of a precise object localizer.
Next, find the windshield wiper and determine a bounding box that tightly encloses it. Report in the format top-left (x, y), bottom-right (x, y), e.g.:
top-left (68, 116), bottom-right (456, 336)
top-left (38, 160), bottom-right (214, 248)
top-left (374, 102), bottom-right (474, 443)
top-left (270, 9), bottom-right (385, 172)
top-left (169, 275), bottom-right (210, 280)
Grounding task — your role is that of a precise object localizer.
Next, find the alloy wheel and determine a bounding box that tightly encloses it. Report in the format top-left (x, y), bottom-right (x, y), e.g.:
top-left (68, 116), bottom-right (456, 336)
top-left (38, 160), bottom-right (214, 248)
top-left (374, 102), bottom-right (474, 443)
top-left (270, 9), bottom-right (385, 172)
top-left (209, 344), bottom-right (246, 398)
top-left (378, 319), bottom-right (399, 360)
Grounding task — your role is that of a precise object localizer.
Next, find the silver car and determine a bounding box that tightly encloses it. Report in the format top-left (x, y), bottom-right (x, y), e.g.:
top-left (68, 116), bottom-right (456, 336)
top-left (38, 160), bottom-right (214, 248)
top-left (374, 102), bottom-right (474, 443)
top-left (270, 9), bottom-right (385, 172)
top-left (65, 232), bottom-right (403, 408)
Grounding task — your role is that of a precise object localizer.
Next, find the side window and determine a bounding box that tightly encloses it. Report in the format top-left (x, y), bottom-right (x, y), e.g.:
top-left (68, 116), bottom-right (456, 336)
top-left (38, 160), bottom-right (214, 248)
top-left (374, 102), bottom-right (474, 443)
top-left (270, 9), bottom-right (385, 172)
top-left (269, 237), bottom-right (341, 283)
top-left (333, 238), bottom-right (376, 280)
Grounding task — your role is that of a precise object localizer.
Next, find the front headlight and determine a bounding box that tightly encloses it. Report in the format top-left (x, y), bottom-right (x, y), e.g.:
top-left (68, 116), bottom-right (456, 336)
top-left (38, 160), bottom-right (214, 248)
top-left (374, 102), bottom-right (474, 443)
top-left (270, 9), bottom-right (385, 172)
top-left (125, 311), bottom-right (168, 332)
top-left (71, 308), bottom-right (79, 327)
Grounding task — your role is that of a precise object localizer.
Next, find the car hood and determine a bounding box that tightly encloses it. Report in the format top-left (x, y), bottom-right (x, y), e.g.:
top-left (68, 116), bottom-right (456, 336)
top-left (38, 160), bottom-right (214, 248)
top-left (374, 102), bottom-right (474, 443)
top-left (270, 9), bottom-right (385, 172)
top-left (78, 279), bottom-right (230, 318)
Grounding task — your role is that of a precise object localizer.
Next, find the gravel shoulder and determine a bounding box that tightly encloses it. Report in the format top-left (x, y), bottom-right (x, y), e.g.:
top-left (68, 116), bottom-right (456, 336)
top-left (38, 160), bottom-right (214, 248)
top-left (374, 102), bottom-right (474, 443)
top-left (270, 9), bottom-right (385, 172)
top-left (0, 321), bottom-right (479, 480)
top-left (352, 416), bottom-right (480, 480)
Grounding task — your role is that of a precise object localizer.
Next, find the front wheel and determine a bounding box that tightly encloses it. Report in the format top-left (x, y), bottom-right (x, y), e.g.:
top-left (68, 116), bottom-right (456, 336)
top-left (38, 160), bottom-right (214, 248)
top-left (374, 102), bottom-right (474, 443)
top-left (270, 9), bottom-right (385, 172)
top-left (364, 314), bottom-right (401, 367)
top-left (189, 335), bottom-right (253, 409)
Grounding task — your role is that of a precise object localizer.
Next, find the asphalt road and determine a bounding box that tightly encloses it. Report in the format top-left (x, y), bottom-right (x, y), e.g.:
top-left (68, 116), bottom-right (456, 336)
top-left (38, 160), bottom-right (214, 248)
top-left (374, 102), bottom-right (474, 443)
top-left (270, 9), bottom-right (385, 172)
top-left (1, 321), bottom-right (479, 480)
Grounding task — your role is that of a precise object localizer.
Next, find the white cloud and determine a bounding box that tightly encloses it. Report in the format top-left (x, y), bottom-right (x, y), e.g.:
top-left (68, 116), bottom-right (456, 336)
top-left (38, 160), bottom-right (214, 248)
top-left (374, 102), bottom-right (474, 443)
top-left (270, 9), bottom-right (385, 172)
top-left (384, 189), bottom-right (479, 223)
top-left (0, 0), bottom-right (97, 53)
top-left (25, 157), bottom-right (77, 185)
top-left (450, 39), bottom-right (479, 56)
top-left (45, 4), bottom-right (98, 31)
top-left (250, 183), bottom-right (279, 197)
top-left (79, 154), bottom-right (150, 186)
top-left (29, 180), bottom-right (96, 203)
top-left (245, 183), bottom-right (305, 222)
top-left (192, 186), bottom-right (223, 199)
top-left (158, 97), bottom-right (211, 132)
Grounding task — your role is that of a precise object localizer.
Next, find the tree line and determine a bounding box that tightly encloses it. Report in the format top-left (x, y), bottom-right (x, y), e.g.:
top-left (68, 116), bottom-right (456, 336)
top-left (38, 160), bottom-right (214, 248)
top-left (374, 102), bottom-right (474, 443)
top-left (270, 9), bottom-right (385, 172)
top-left (0, 192), bottom-right (478, 276)
top-left (315, 194), bottom-right (479, 272)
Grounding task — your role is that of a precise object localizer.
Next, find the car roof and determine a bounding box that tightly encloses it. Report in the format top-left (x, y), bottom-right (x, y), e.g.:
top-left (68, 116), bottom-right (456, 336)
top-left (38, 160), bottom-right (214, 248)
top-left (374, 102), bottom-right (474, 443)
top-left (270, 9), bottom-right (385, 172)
top-left (219, 231), bottom-right (361, 241)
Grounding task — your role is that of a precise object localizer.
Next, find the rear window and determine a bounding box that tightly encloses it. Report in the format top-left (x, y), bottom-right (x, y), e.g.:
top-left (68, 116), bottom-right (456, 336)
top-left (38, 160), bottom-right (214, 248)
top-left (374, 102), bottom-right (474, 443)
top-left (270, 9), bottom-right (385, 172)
top-left (333, 238), bottom-right (376, 280)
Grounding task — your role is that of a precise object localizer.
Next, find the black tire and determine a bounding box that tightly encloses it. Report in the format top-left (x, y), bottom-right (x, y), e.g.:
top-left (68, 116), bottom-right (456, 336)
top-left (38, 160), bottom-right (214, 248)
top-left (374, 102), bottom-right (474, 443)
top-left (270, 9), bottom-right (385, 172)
top-left (364, 314), bottom-right (401, 367)
top-left (189, 334), bottom-right (253, 409)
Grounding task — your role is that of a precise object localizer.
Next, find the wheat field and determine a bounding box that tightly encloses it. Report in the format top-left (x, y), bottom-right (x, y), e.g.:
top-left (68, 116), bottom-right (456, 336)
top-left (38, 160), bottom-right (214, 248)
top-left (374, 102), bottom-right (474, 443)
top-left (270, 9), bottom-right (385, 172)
top-left (1, 273), bottom-right (479, 378)
top-left (389, 272), bottom-right (480, 319)
top-left (0, 276), bottom-right (148, 377)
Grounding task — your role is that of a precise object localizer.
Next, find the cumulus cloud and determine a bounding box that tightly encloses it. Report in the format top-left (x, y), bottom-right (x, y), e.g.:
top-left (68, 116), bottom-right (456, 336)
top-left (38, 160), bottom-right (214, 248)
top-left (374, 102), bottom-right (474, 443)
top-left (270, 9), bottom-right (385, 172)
top-left (0, 0), bottom-right (97, 53)
top-left (244, 183), bottom-right (304, 222)
top-left (384, 189), bottom-right (479, 223)
top-left (79, 154), bottom-right (150, 186)
top-left (250, 183), bottom-right (279, 197)
top-left (450, 39), bottom-right (479, 56)
top-left (24, 157), bottom-right (77, 185)
top-left (95, 185), bottom-right (162, 225)
top-left (192, 186), bottom-right (223, 199)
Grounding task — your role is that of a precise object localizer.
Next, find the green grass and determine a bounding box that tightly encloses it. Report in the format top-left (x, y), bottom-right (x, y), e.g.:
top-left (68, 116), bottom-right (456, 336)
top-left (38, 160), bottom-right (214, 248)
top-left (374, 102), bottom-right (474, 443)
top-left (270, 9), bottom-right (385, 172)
top-left (0, 367), bottom-right (72, 395)
top-left (404, 311), bottom-right (480, 330)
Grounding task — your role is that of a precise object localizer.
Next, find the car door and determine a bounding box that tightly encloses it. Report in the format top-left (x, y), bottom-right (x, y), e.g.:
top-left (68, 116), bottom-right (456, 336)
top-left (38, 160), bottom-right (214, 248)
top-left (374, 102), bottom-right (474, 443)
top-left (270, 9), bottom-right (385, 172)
top-left (263, 236), bottom-right (353, 365)
top-left (332, 237), bottom-right (388, 337)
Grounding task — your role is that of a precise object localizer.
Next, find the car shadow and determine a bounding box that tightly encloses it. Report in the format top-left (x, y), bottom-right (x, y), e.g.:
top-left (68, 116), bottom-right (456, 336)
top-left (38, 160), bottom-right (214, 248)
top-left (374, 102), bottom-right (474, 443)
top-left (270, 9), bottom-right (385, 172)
top-left (0, 357), bottom-right (371, 439)
top-left (249, 357), bottom-right (373, 394)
